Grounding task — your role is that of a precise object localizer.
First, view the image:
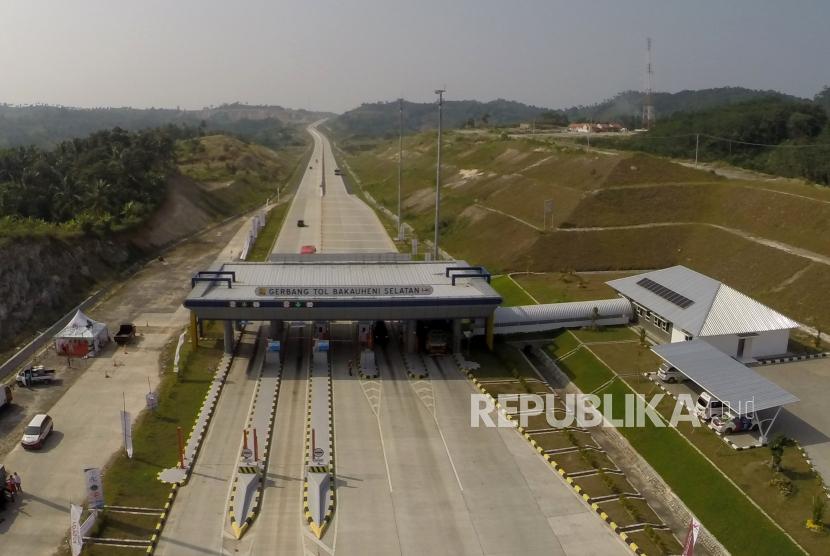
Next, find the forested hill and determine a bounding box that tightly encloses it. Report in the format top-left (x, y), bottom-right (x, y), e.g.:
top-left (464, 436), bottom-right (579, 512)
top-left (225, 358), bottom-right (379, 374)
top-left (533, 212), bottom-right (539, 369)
top-left (564, 87), bottom-right (805, 129)
top-left (326, 99), bottom-right (552, 139)
top-left (0, 102), bottom-right (330, 149)
top-left (595, 97), bottom-right (830, 185)
top-left (0, 125), bottom-right (194, 235)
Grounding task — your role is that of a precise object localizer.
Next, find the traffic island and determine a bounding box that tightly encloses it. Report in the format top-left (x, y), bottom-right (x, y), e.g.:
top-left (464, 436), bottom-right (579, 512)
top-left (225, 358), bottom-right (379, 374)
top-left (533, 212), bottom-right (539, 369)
top-left (303, 344), bottom-right (335, 539)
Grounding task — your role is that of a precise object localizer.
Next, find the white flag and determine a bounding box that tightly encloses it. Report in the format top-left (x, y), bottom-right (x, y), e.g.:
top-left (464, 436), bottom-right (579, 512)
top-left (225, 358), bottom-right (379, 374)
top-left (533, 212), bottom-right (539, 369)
top-left (120, 410), bottom-right (133, 458)
top-left (69, 503), bottom-right (83, 556)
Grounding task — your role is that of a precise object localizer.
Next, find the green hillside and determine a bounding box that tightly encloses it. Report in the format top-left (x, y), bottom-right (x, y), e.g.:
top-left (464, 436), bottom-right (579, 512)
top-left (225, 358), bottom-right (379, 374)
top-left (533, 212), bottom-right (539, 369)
top-left (594, 97), bottom-right (830, 184)
top-left (565, 87), bottom-right (805, 129)
top-left (326, 98), bottom-right (555, 140)
top-left (339, 131), bottom-right (830, 332)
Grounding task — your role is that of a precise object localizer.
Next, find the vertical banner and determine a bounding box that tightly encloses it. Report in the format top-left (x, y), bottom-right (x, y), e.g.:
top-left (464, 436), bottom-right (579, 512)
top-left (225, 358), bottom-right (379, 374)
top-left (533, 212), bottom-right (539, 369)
top-left (69, 503), bottom-right (83, 556)
top-left (84, 467), bottom-right (105, 509)
top-left (682, 518), bottom-right (700, 556)
top-left (120, 410), bottom-right (133, 458)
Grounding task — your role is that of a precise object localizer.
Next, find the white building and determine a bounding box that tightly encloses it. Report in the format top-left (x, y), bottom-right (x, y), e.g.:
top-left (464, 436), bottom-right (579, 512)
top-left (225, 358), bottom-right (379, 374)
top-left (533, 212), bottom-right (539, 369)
top-left (607, 266), bottom-right (798, 361)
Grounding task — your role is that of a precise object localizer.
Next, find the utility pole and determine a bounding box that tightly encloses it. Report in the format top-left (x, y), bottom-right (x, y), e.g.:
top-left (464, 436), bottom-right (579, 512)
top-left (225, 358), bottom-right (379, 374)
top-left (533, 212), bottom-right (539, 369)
top-left (397, 98), bottom-right (404, 241)
top-left (433, 89), bottom-right (445, 260)
top-left (694, 133), bottom-right (700, 166)
top-left (642, 37), bottom-right (655, 129)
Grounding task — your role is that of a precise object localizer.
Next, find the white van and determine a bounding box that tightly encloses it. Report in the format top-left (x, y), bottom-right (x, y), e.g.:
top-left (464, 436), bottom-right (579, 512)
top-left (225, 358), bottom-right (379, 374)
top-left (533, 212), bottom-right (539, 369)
top-left (695, 392), bottom-right (725, 421)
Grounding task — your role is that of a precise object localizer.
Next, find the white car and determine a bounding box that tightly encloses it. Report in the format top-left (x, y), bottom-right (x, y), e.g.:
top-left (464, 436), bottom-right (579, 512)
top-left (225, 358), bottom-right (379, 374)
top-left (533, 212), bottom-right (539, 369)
top-left (656, 362), bottom-right (686, 383)
top-left (21, 413), bottom-right (54, 449)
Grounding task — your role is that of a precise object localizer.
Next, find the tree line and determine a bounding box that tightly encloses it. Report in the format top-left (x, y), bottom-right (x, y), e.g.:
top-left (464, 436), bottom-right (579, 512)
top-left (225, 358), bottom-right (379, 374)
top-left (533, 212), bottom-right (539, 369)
top-left (0, 125), bottom-right (198, 234)
top-left (595, 96), bottom-right (830, 185)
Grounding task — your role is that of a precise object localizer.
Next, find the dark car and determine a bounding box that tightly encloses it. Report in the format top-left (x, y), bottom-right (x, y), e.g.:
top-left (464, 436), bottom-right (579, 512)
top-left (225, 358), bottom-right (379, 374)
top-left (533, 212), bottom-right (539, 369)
top-left (21, 414), bottom-right (53, 449)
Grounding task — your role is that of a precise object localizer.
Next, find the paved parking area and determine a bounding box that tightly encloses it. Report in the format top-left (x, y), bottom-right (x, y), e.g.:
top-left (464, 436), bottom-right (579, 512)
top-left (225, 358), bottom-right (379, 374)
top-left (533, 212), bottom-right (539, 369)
top-left (755, 359), bottom-right (830, 481)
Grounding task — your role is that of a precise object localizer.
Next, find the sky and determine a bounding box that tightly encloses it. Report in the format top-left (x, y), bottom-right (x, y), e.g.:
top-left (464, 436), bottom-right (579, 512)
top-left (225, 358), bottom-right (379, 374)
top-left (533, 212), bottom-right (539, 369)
top-left (1, 0), bottom-right (828, 114)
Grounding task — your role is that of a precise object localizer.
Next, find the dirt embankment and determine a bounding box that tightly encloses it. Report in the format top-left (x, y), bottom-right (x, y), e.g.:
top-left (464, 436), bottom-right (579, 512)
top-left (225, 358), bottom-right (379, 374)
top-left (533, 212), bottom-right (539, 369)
top-left (0, 172), bottom-right (241, 355)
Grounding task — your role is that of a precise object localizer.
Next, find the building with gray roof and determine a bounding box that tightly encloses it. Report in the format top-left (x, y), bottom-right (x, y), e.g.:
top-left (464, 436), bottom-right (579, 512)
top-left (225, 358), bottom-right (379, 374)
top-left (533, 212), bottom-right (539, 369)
top-left (608, 266), bottom-right (798, 361)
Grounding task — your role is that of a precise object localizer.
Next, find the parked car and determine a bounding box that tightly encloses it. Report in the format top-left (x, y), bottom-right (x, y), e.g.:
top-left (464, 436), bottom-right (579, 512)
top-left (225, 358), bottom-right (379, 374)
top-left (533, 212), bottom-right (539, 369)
top-left (21, 414), bottom-right (53, 449)
top-left (695, 391), bottom-right (725, 421)
top-left (114, 323), bottom-right (136, 345)
top-left (656, 362), bottom-right (686, 383)
top-left (16, 365), bottom-right (56, 386)
top-left (712, 412), bottom-right (759, 435)
top-left (300, 245), bottom-right (317, 255)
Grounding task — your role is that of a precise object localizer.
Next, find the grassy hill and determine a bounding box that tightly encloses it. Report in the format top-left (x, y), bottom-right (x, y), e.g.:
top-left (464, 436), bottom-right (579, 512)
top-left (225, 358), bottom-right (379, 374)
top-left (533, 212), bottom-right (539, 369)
top-left (338, 131), bottom-right (830, 332)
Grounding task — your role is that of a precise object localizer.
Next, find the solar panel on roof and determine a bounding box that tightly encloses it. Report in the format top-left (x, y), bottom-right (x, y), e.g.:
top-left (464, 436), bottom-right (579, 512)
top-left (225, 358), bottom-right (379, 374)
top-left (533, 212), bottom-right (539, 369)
top-left (637, 277), bottom-right (694, 309)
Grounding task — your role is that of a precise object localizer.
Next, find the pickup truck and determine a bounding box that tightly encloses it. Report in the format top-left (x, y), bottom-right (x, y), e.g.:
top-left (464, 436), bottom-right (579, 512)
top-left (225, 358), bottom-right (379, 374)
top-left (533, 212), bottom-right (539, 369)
top-left (16, 366), bottom-right (56, 386)
top-left (114, 323), bottom-right (136, 345)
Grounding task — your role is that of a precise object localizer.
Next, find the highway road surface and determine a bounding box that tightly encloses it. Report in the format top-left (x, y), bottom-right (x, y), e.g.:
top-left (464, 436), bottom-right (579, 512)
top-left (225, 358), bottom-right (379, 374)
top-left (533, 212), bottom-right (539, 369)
top-left (273, 122), bottom-right (395, 255)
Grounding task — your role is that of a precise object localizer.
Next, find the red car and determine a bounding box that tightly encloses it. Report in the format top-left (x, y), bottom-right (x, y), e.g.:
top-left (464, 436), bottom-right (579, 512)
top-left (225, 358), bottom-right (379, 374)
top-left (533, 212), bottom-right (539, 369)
top-left (300, 245), bottom-right (317, 255)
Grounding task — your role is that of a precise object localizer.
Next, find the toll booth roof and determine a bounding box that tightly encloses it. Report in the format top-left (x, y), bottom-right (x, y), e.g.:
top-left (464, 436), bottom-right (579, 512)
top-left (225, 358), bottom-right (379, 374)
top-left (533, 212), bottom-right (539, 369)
top-left (652, 340), bottom-right (799, 413)
top-left (185, 260), bottom-right (502, 321)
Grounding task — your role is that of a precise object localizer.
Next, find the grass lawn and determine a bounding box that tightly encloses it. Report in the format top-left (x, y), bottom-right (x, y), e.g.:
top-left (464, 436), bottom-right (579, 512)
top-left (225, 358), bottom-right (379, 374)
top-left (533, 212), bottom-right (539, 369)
top-left (247, 202), bottom-right (290, 261)
top-left (570, 326), bottom-right (639, 343)
top-left (512, 271), bottom-right (638, 303)
top-left (490, 275), bottom-right (536, 306)
top-left (84, 326), bottom-right (225, 553)
top-left (553, 335), bottom-right (807, 556)
top-left (545, 330), bottom-right (582, 359)
top-left (587, 342), bottom-right (661, 376)
top-left (554, 347), bottom-right (615, 393)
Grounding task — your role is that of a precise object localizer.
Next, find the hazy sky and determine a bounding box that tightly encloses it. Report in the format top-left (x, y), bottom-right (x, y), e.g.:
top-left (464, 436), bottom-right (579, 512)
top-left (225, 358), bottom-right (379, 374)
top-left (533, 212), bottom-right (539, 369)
top-left (1, 1), bottom-right (828, 113)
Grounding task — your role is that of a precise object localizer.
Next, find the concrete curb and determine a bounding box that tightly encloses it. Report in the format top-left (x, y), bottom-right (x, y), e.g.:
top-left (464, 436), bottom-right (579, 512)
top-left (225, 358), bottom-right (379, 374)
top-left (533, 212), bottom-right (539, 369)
top-left (464, 369), bottom-right (646, 556)
top-left (145, 484), bottom-right (178, 555)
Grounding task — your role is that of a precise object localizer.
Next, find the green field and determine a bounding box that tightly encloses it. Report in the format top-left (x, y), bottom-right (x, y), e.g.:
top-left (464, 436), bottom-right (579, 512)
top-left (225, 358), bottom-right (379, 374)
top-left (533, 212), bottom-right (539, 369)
top-left (490, 275), bottom-right (535, 306)
top-left (247, 202), bottom-right (290, 261)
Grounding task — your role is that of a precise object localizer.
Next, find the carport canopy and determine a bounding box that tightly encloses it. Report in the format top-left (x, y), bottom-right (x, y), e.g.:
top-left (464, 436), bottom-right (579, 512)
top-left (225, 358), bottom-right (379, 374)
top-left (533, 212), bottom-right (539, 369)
top-left (652, 340), bottom-right (799, 414)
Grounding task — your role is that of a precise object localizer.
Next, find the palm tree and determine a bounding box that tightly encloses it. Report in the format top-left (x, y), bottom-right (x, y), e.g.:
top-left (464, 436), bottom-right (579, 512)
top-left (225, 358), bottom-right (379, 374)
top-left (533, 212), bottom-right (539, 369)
top-left (86, 178), bottom-right (111, 216)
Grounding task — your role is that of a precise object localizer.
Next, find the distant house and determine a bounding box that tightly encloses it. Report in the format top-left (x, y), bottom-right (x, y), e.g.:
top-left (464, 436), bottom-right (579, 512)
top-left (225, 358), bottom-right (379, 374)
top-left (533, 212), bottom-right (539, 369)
top-left (567, 122), bottom-right (623, 133)
top-left (607, 266), bottom-right (798, 361)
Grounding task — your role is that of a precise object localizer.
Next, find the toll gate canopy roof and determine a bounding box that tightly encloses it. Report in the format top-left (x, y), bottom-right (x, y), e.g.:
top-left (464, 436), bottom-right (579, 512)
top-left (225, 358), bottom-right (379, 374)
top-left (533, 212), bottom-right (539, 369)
top-left (184, 259), bottom-right (502, 321)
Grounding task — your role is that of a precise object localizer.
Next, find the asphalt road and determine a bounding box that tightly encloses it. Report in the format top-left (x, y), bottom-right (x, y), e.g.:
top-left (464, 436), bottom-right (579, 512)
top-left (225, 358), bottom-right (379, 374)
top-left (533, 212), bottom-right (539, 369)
top-left (273, 123), bottom-right (395, 255)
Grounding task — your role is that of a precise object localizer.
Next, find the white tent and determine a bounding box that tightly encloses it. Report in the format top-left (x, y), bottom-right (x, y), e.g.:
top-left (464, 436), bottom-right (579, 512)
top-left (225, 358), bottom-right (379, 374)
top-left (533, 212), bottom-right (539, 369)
top-left (54, 309), bottom-right (110, 357)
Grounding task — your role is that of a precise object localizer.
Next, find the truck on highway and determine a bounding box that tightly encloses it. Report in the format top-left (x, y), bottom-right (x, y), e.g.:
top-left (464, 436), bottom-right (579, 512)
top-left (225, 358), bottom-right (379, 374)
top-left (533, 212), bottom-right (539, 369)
top-left (425, 329), bottom-right (449, 355)
top-left (16, 365), bottom-right (56, 386)
top-left (333, 168), bottom-right (343, 176)
top-left (114, 323), bottom-right (136, 345)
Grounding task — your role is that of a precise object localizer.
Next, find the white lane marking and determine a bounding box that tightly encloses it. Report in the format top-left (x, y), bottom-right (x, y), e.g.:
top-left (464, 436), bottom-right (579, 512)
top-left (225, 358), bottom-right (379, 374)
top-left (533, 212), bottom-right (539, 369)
top-left (376, 367), bottom-right (394, 494)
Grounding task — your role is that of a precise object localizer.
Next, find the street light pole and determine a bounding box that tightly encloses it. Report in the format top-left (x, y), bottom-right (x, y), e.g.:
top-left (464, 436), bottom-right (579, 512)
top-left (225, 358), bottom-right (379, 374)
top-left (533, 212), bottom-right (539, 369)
top-left (433, 89), bottom-right (445, 260)
top-left (397, 98), bottom-right (404, 241)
